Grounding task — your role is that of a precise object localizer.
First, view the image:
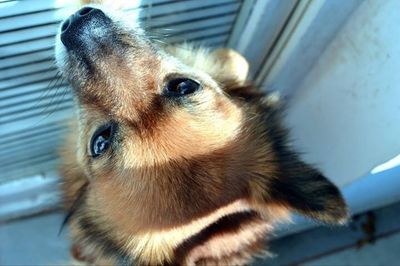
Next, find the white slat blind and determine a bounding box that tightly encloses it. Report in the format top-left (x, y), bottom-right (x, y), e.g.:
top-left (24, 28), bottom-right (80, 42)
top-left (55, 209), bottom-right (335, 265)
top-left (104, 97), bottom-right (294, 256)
top-left (0, 0), bottom-right (244, 183)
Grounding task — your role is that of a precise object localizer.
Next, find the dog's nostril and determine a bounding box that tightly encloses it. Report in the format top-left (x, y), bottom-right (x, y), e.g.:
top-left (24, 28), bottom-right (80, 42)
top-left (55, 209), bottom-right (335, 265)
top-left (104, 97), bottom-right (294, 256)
top-left (61, 18), bottom-right (70, 32)
top-left (78, 7), bottom-right (95, 16)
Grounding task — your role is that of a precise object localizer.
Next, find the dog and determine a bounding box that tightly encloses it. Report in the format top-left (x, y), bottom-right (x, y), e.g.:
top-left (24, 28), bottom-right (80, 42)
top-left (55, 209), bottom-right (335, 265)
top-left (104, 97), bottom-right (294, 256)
top-left (55, 4), bottom-right (348, 265)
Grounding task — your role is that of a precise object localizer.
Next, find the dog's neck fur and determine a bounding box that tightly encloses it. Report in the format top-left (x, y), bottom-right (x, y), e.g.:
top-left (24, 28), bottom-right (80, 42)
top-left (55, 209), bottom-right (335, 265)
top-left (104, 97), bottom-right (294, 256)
top-left (69, 194), bottom-right (283, 265)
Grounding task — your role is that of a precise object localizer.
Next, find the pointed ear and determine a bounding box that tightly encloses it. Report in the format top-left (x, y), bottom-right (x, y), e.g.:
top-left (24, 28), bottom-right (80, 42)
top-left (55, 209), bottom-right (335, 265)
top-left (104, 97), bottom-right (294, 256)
top-left (268, 157), bottom-right (348, 224)
top-left (210, 48), bottom-right (249, 84)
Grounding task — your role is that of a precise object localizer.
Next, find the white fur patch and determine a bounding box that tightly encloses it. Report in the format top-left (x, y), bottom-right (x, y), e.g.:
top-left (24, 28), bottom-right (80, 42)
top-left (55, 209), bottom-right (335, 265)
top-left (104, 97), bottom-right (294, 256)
top-left (125, 199), bottom-right (255, 264)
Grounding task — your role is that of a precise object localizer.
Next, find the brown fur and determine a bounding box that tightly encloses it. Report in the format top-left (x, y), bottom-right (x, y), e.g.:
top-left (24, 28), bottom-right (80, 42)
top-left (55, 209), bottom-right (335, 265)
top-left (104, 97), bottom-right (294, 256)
top-left (57, 4), bottom-right (348, 265)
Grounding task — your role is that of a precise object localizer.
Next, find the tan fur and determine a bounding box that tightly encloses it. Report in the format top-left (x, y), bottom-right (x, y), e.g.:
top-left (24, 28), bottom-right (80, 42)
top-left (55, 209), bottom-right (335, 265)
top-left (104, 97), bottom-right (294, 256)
top-left (183, 220), bottom-right (271, 266)
top-left (57, 4), bottom-right (348, 265)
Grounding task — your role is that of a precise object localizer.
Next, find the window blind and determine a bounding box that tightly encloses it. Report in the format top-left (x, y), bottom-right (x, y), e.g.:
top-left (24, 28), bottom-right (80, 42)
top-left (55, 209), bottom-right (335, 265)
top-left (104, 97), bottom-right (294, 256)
top-left (0, 0), bottom-right (244, 183)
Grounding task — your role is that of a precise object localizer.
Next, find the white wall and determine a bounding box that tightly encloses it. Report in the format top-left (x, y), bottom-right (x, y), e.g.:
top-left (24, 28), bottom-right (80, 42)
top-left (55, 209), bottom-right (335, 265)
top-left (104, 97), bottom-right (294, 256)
top-left (285, 0), bottom-right (400, 186)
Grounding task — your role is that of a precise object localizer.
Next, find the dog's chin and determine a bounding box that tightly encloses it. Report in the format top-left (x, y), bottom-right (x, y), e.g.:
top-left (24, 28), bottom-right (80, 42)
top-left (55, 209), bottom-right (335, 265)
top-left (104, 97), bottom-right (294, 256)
top-left (55, 35), bottom-right (68, 74)
top-left (54, 41), bottom-right (85, 87)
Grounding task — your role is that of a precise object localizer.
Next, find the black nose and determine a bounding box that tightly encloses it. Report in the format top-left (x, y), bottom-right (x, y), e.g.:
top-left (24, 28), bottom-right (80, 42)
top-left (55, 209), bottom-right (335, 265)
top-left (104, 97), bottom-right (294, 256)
top-left (60, 7), bottom-right (108, 49)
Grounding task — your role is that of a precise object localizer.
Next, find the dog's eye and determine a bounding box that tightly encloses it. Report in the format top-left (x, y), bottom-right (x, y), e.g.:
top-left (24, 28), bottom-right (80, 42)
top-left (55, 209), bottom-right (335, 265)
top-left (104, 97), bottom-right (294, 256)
top-left (165, 78), bottom-right (201, 96)
top-left (90, 124), bottom-right (113, 158)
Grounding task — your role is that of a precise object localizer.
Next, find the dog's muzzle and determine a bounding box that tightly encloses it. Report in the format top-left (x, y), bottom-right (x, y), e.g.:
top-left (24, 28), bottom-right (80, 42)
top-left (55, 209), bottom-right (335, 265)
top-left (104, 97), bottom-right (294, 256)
top-left (60, 7), bottom-right (112, 51)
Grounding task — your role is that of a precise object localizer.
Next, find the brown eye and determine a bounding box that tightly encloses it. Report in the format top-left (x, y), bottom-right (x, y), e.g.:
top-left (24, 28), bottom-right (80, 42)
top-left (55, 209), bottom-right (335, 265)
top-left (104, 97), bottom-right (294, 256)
top-left (90, 123), bottom-right (114, 158)
top-left (165, 78), bottom-right (201, 96)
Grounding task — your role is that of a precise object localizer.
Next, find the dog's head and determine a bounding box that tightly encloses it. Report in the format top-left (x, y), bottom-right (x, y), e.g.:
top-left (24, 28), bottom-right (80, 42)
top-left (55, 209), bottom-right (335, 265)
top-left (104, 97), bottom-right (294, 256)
top-left (56, 6), bottom-right (347, 265)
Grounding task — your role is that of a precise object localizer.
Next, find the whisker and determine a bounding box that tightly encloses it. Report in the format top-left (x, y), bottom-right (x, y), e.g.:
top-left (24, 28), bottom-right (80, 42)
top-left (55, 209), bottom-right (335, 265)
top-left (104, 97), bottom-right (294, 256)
top-left (39, 73), bottom-right (64, 116)
top-left (33, 70), bottom-right (70, 126)
top-left (36, 72), bottom-right (62, 107)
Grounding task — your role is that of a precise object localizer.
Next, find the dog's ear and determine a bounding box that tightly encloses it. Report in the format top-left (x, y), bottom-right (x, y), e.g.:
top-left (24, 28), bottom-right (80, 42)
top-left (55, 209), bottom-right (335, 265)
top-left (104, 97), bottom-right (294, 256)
top-left (210, 48), bottom-right (249, 84)
top-left (267, 155), bottom-right (348, 224)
